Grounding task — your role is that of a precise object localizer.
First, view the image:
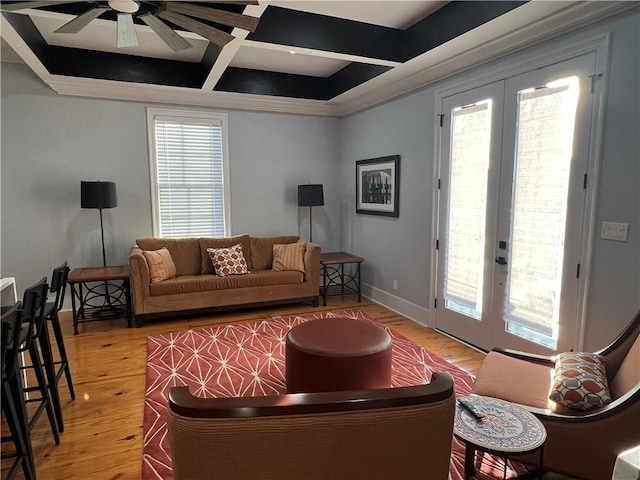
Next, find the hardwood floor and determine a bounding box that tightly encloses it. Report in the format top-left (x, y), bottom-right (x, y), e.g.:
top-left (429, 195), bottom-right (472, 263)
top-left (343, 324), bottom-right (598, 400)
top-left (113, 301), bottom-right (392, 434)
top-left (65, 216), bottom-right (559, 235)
top-left (1, 298), bottom-right (486, 480)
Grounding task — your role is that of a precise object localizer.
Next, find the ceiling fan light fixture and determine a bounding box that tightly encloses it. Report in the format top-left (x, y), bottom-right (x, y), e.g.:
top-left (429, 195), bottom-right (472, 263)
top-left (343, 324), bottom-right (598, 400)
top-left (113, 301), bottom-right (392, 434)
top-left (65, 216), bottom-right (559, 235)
top-left (108, 0), bottom-right (139, 14)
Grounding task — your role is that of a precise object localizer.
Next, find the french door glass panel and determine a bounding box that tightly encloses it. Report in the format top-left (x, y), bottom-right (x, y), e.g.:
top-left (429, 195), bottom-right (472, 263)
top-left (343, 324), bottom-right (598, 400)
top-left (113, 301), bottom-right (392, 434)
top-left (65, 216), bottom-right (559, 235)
top-left (436, 82), bottom-right (504, 351)
top-left (436, 53), bottom-right (595, 353)
top-left (445, 101), bottom-right (493, 320)
top-left (505, 78), bottom-right (580, 347)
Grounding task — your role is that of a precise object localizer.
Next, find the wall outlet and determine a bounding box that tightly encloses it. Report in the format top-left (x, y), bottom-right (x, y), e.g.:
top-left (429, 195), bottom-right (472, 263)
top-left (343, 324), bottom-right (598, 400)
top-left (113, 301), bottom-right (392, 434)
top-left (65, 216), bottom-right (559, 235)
top-left (392, 280), bottom-right (398, 290)
top-left (601, 222), bottom-right (629, 242)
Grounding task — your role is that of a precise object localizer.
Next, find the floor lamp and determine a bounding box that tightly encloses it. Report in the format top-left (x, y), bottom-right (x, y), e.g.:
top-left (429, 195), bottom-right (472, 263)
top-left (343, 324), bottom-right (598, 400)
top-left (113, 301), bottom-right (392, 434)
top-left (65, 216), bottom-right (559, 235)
top-left (298, 184), bottom-right (324, 243)
top-left (81, 181), bottom-right (118, 267)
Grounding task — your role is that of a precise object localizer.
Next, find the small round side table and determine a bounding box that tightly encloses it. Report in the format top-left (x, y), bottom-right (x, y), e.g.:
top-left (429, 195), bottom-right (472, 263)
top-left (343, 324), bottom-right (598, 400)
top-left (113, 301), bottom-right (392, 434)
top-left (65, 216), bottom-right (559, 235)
top-left (454, 395), bottom-right (547, 480)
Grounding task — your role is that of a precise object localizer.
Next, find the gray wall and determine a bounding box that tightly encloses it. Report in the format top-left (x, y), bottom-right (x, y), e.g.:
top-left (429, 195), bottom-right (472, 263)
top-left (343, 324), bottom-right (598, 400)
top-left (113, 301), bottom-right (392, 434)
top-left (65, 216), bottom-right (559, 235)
top-left (339, 9), bottom-right (640, 350)
top-left (0, 64), bottom-right (340, 294)
top-left (1, 9), bottom-right (638, 351)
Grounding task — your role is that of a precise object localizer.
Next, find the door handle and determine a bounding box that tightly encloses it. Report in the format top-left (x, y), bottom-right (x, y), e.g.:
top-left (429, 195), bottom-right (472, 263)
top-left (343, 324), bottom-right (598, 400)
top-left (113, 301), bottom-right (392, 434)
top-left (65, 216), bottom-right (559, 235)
top-left (495, 256), bottom-right (507, 265)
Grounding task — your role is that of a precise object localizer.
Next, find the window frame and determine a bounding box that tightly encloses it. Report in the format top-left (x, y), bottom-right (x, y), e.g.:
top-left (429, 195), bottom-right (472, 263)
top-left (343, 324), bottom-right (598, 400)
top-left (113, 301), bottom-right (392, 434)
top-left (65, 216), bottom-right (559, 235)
top-left (146, 108), bottom-right (231, 238)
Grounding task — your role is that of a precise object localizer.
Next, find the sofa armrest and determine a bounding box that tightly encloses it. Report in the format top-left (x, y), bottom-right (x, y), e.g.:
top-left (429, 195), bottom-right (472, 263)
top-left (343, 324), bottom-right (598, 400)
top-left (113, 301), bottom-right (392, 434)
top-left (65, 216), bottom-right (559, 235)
top-left (303, 242), bottom-right (320, 289)
top-left (129, 246), bottom-right (150, 315)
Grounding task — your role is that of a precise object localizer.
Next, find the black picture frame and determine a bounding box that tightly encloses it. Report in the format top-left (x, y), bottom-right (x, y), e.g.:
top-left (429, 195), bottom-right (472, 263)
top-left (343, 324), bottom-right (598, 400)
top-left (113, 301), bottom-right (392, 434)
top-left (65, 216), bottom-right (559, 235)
top-left (355, 155), bottom-right (400, 217)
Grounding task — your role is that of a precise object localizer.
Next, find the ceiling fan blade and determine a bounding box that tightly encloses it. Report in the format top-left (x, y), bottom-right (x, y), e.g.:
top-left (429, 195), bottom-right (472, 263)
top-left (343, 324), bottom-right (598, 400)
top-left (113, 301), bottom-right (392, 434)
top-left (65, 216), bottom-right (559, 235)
top-left (167, 2), bottom-right (259, 32)
top-left (54, 7), bottom-right (107, 34)
top-left (116, 12), bottom-right (137, 47)
top-left (158, 10), bottom-right (234, 48)
top-left (139, 12), bottom-right (191, 52)
top-left (0, 1), bottom-right (78, 12)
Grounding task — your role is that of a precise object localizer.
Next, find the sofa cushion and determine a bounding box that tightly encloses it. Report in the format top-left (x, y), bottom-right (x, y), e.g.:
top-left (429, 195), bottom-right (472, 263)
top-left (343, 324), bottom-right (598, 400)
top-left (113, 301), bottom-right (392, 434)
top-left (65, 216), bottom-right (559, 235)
top-left (207, 244), bottom-right (250, 277)
top-left (148, 270), bottom-right (304, 296)
top-left (136, 237), bottom-right (201, 276)
top-left (272, 242), bottom-right (306, 272)
top-left (472, 351), bottom-right (554, 410)
top-left (142, 247), bottom-right (176, 284)
top-left (549, 352), bottom-right (612, 410)
top-left (250, 236), bottom-right (299, 271)
top-left (199, 235), bottom-right (251, 274)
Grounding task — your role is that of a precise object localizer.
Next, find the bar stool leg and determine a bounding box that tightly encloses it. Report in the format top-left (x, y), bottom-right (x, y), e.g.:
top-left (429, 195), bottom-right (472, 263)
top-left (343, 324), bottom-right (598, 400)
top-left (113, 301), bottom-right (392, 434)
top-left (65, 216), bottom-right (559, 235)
top-left (2, 378), bottom-right (37, 480)
top-left (37, 325), bottom-right (65, 432)
top-left (24, 342), bottom-right (60, 445)
top-left (49, 310), bottom-right (75, 400)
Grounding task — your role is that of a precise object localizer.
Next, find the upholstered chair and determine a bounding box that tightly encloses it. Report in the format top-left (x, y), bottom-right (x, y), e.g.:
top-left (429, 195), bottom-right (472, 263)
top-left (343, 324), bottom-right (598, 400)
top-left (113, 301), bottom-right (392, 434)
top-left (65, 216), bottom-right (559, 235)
top-left (168, 372), bottom-right (455, 480)
top-left (472, 309), bottom-right (640, 480)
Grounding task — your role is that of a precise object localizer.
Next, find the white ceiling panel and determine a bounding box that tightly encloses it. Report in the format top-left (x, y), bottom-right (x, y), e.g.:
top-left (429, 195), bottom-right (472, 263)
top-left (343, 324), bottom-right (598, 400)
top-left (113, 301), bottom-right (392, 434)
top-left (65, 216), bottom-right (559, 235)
top-left (231, 44), bottom-right (348, 77)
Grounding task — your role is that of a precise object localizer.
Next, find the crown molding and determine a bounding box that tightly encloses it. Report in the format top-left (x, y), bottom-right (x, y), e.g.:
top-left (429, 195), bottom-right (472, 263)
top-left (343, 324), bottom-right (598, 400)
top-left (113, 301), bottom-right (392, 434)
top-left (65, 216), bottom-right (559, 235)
top-left (47, 75), bottom-right (339, 116)
top-left (3, 1), bottom-right (637, 118)
top-left (335, 1), bottom-right (637, 117)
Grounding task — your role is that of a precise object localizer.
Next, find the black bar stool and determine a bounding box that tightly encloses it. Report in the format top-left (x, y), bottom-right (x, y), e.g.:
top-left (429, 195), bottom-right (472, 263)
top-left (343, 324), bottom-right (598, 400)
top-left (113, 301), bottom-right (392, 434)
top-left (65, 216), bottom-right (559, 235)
top-left (18, 278), bottom-right (60, 445)
top-left (43, 262), bottom-right (75, 431)
top-left (1, 303), bottom-right (37, 480)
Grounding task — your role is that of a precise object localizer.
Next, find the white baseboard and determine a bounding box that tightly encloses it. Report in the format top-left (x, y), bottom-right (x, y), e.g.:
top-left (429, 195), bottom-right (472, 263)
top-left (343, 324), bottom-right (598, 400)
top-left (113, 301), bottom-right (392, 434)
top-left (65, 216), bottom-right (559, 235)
top-left (362, 283), bottom-right (432, 328)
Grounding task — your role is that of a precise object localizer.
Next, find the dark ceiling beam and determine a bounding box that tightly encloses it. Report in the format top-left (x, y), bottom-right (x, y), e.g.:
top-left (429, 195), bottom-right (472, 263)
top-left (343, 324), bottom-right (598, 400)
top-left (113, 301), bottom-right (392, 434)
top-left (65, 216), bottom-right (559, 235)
top-left (214, 62), bottom-right (391, 101)
top-left (2, 12), bottom-right (49, 68)
top-left (47, 46), bottom-right (207, 88)
top-left (325, 63), bottom-right (391, 100)
top-left (215, 67), bottom-right (328, 100)
top-left (248, 6), bottom-right (404, 63)
top-left (403, 1), bottom-right (528, 61)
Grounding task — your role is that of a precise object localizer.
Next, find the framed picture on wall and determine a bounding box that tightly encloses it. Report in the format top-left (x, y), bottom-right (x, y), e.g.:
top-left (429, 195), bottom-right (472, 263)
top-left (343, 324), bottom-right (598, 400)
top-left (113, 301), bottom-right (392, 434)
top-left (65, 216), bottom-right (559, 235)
top-left (356, 155), bottom-right (400, 217)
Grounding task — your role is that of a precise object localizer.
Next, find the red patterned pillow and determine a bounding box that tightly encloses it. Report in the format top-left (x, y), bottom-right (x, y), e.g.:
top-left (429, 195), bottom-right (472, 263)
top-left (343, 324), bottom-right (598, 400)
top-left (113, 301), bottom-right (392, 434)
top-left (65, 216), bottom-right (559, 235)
top-left (206, 243), bottom-right (249, 277)
top-left (549, 352), bottom-right (611, 410)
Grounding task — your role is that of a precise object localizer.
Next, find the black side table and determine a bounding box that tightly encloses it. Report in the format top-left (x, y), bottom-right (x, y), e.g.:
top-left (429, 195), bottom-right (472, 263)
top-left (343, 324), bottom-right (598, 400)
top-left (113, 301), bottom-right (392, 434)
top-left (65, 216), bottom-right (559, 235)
top-left (68, 265), bottom-right (132, 335)
top-left (320, 252), bottom-right (364, 306)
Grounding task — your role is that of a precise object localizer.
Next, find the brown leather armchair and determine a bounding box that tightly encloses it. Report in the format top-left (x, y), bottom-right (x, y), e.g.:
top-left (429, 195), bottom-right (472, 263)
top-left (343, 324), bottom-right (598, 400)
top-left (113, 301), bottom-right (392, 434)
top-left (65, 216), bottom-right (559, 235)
top-left (168, 372), bottom-right (455, 480)
top-left (472, 309), bottom-right (640, 480)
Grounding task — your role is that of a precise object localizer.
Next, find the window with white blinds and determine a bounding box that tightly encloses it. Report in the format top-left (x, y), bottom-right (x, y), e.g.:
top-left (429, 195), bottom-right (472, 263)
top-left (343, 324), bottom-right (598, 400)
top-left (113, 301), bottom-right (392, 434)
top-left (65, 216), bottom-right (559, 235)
top-left (444, 100), bottom-right (492, 320)
top-left (147, 109), bottom-right (230, 238)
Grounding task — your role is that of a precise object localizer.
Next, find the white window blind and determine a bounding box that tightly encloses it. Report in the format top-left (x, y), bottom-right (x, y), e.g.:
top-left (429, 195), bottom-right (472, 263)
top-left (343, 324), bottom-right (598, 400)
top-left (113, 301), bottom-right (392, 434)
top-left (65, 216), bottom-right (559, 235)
top-left (148, 109), bottom-right (230, 238)
top-left (505, 77), bottom-right (579, 339)
top-left (444, 100), bottom-right (492, 320)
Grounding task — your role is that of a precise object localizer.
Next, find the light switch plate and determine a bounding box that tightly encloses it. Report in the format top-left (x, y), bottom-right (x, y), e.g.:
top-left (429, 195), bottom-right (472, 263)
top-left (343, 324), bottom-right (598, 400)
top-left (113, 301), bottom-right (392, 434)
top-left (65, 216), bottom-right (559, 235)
top-left (601, 222), bottom-right (629, 242)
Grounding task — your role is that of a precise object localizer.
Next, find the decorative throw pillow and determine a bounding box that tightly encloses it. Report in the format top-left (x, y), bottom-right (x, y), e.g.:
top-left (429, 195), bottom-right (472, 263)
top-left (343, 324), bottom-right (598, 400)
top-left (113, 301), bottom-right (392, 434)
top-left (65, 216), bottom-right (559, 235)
top-left (207, 243), bottom-right (249, 277)
top-left (549, 352), bottom-right (612, 410)
top-left (272, 242), bottom-right (305, 272)
top-left (142, 247), bottom-right (177, 284)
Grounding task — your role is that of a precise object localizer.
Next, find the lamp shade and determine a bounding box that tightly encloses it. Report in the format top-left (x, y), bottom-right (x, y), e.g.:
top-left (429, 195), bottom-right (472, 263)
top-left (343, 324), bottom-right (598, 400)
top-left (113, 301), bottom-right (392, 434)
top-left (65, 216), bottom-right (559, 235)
top-left (298, 184), bottom-right (324, 207)
top-left (81, 181), bottom-right (118, 209)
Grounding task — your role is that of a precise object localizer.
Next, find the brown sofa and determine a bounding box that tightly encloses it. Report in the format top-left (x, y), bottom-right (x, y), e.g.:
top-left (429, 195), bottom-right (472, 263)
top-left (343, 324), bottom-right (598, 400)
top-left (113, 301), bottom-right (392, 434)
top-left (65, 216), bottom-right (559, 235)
top-left (129, 235), bottom-right (320, 323)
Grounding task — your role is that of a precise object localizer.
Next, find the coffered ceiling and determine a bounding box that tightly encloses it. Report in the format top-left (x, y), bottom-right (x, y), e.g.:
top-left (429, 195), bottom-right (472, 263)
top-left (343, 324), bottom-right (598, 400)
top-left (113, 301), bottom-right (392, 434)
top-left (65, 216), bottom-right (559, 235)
top-left (0, 1), bottom-right (632, 116)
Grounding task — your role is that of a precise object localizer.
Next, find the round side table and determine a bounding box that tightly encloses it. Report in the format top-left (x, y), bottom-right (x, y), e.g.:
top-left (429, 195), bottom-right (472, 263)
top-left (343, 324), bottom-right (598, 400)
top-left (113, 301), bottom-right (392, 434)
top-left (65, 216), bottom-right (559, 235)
top-left (454, 395), bottom-right (547, 480)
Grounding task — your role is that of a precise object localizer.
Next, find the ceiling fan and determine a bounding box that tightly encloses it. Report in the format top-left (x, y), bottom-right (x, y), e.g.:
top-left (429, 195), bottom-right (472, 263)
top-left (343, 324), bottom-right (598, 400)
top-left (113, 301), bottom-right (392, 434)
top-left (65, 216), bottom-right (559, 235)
top-left (0, 1), bottom-right (260, 51)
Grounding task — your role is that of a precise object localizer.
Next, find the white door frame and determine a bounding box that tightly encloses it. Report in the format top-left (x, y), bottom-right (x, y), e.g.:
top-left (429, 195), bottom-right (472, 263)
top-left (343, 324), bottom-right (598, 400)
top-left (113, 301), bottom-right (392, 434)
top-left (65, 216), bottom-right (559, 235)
top-left (430, 34), bottom-right (610, 352)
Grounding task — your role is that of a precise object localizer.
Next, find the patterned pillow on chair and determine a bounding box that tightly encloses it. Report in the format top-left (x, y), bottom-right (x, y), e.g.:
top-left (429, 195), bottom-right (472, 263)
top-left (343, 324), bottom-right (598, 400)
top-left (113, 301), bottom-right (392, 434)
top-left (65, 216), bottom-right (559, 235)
top-left (549, 352), bottom-right (611, 410)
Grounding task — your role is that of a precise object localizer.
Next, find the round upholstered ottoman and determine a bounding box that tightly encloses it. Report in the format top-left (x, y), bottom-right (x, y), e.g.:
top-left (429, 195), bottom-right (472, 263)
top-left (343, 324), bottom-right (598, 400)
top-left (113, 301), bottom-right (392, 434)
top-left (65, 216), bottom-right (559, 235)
top-left (285, 317), bottom-right (393, 393)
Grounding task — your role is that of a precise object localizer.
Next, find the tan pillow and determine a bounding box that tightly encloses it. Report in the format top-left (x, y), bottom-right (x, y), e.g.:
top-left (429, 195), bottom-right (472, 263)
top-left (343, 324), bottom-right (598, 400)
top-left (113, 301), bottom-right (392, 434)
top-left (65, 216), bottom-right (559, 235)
top-left (272, 242), bottom-right (305, 272)
top-left (199, 235), bottom-right (251, 274)
top-left (250, 236), bottom-right (299, 270)
top-left (142, 247), bottom-right (176, 284)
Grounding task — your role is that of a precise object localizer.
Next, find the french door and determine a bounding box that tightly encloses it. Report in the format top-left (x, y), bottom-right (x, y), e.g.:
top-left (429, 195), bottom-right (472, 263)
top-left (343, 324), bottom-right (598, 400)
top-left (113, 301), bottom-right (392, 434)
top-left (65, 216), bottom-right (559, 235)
top-left (435, 53), bottom-right (597, 354)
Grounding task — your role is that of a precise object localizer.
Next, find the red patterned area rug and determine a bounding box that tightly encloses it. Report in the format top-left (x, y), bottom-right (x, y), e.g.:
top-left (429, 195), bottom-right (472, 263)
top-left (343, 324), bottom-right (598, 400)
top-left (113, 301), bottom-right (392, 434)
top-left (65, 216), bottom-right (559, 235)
top-left (143, 309), bottom-right (531, 480)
